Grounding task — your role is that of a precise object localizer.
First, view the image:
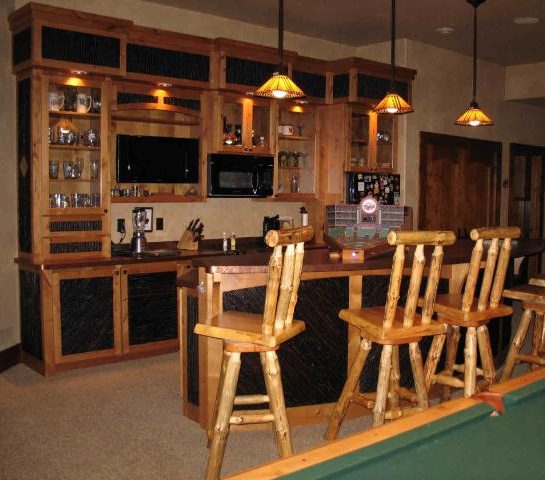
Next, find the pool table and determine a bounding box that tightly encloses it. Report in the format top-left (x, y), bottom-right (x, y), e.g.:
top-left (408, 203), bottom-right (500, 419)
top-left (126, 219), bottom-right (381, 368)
top-left (226, 368), bottom-right (545, 479)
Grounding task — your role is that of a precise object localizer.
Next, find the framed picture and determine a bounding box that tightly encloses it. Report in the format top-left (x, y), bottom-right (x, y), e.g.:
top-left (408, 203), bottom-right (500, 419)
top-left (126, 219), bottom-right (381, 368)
top-left (279, 216), bottom-right (294, 229)
top-left (144, 207), bottom-right (153, 232)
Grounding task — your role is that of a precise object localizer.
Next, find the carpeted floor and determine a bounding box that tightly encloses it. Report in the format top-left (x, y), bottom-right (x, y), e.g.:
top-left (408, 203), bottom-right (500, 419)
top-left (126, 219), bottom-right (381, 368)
top-left (0, 353), bottom-right (370, 480)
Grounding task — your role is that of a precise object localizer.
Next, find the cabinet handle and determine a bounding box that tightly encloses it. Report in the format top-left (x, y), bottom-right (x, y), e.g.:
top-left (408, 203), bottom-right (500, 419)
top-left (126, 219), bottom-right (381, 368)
top-left (122, 269), bottom-right (128, 275)
top-left (103, 209), bottom-right (108, 214)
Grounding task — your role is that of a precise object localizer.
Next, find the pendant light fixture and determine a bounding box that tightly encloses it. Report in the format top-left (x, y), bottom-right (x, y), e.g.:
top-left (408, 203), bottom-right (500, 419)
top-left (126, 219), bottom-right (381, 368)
top-left (374, 0), bottom-right (413, 114)
top-left (455, 0), bottom-right (493, 126)
top-left (254, 0), bottom-right (305, 99)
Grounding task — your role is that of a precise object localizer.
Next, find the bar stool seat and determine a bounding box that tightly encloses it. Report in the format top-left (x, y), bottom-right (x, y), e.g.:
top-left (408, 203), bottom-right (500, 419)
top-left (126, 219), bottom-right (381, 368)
top-left (432, 293), bottom-right (513, 326)
top-left (500, 283), bottom-right (545, 381)
top-left (339, 307), bottom-right (446, 344)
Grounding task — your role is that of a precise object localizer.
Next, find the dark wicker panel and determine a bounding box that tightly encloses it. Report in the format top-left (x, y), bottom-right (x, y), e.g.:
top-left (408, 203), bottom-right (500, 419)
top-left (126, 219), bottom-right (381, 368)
top-left (41, 27), bottom-right (120, 68)
top-left (187, 294), bottom-right (199, 406)
top-left (50, 241), bottom-right (102, 254)
top-left (333, 73), bottom-right (349, 98)
top-left (128, 271), bottom-right (177, 345)
top-left (17, 78), bottom-right (32, 253)
top-left (126, 44), bottom-right (209, 82)
top-left (49, 220), bottom-right (102, 232)
top-left (60, 276), bottom-right (114, 355)
top-left (225, 57), bottom-right (275, 87)
top-left (117, 92), bottom-right (158, 105)
top-left (292, 70), bottom-right (326, 99)
top-left (19, 270), bottom-right (42, 360)
top-left (223, 278), bottom-right (349, 407)
top-left (13, 28), bottom-right (31, 65)
top-left (357, 74), bottom-right (409, 101)
top-left (163, 97), bottom-right (200, 111)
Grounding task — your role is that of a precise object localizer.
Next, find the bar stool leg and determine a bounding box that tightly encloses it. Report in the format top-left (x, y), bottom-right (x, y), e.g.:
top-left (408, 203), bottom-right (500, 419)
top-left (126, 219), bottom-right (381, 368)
top-left (206, 351), bottom-right (241, 480)
top-left (409, 342), bottom-right (428, 409)
top-left (261, 350), bottom-right (292, 457)
top-left (532, 313), bottom-right (544, 370)
top-left (464, 327), bottom-right (478, 397)
top-left (325, 337), bottom-right (371, 441)
top-left (388, 346), bottom-right (401, 413)
top-left (477, 325), bottom-right (496, 387)
top-left (373, 344), bottom-right (393, 427)
top-left (208, 349), bottom-right (230, 447)
top-left (500, 308), bottom-right (533, 382)
top-left (424, 334), bottom-right (446, 391)
top-left (443, 325), bottom-right (461, 401)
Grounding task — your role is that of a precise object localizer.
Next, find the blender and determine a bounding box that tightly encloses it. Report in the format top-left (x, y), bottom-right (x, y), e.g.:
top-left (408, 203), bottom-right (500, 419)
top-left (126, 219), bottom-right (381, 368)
top-left (130, 207), bottom-right (147, 255)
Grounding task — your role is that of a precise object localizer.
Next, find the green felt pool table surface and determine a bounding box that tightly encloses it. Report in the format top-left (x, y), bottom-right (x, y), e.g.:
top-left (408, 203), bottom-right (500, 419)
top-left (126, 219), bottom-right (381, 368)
top-left (227, 368), bottom-right (545, 480)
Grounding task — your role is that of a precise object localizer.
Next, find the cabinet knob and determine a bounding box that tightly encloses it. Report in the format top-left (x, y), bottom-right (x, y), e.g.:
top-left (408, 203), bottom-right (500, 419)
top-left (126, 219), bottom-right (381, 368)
top-left (114, 271), bottom-right (119, 276)
top-left (122, 269), bottom-right (128, 275)
top-left (103, 209), bottom-right (108, 214)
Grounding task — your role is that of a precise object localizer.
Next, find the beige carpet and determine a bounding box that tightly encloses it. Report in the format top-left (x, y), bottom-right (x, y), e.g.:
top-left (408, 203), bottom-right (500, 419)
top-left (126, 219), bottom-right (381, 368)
top-left (0, 353), bottom-right (370, 480)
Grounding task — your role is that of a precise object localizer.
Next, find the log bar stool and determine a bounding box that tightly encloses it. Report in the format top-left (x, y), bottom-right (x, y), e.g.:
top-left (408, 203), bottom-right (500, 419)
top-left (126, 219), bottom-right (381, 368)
top-left (424, 226), bottom-right (521, 399)
top-left (500, 276), bottom-right (545, 381)
top-left (194, 226), bottom-right (313, 480)
top-left (325, 230), bottom-right (456, 439)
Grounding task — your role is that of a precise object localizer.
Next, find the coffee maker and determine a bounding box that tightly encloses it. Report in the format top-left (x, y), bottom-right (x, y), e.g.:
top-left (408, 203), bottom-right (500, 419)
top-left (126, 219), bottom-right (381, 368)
top-left (262, 215), bottom-right (280, 245)
top-left (130, 207), bottom-right (147, 255)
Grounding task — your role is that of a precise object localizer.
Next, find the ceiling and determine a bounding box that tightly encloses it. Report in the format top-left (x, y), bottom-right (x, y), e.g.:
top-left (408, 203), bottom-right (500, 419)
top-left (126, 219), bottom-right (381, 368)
top-left (145, 0), bottom-right (545, 66)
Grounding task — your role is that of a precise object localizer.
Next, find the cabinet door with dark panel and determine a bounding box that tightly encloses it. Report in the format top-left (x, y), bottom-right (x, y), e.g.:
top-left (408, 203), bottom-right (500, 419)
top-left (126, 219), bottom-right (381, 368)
top-left (121, 262), bottom-right (179, 354)
top-left (52, 267), bottom-right (121, 365)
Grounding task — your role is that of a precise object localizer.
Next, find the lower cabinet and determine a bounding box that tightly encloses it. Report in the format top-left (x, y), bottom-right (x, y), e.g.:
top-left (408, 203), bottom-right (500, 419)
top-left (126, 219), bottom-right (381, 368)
top-left (20, 260), bottom-right (185, 375)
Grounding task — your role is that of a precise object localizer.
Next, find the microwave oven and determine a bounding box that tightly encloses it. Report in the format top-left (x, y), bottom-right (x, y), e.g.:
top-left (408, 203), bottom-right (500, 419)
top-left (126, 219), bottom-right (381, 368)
top-left (207, 153), bottom-right (274, 197)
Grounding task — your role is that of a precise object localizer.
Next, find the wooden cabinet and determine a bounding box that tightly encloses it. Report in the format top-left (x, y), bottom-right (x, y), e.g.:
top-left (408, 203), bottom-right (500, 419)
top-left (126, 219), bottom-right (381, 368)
top-left (38, 73), bottom-right (111, 262)
top-left (209, 92), bottom-right (275, 154)
top-left (347, 105), bottom-right (395, 172)
top-left (25, 260), bottom-right (185, 375)
top-left (276, 105), bottom-right (318, 199)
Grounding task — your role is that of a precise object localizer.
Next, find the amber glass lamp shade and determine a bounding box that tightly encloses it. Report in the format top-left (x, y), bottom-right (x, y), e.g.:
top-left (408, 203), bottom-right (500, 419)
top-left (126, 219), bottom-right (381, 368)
top-left (254, 72), bottom-right (305, 99)
top-left (455, 101), bottom-right (493, 126)
top-left (374, 92), bottom-right (414, 114)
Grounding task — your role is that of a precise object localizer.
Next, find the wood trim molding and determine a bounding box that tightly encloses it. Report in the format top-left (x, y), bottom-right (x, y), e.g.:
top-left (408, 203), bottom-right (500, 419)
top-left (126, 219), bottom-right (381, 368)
top-left (0, 344), bottom-right (22, 374)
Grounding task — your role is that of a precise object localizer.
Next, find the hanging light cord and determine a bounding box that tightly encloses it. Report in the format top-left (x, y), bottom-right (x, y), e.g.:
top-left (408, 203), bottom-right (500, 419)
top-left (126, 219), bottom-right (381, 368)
top-left (390, 0), bottom-right (397, 91)
top-left (472, 3), bottom-right (478, 104)
top-left (278, 0), bottom-right (284, 70)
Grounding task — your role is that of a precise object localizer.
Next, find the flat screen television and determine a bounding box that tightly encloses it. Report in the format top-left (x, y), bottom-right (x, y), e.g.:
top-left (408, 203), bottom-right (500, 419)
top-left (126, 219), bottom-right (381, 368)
top-left (116, 134), bottom-right (199, 183)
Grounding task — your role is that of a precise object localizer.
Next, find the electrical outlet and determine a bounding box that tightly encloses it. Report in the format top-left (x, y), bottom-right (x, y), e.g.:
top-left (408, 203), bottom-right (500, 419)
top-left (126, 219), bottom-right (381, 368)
top-left (156, 217), bottom-right (164, 230)
top-left (117, 218), bottom-right (125, 234)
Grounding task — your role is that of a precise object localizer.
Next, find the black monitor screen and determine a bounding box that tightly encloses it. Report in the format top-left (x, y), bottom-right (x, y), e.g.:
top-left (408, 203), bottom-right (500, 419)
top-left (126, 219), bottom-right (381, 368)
top-left (116, 134), bottom-right (199, 183)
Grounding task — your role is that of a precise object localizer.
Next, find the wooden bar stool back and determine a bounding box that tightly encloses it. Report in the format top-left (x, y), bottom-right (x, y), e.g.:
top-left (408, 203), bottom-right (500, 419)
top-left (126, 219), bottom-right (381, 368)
top-left (194, 226), bottom-right (314, 480)
top-left (500, 274), bottom-right (545, 381)
top-left (325, 230), bottom-right (456, 439)
top-left (424, 226), bottom-right (521, 399)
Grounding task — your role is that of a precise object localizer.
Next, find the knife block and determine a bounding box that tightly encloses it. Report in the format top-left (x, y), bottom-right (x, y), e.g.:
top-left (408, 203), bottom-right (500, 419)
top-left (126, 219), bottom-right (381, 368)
top-left (177, 230), bottom-right (198, 251)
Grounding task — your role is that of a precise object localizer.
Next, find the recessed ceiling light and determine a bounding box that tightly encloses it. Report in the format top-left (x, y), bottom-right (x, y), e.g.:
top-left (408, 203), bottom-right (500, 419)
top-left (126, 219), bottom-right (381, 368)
top-left (156, 82), bottom-right (172, 87)
top-left (70, 70), bottom-right (88, 75)
top-left (513, 16), bottom-right (539, 25)
top-left (436, 26), bottom-right (454, 35)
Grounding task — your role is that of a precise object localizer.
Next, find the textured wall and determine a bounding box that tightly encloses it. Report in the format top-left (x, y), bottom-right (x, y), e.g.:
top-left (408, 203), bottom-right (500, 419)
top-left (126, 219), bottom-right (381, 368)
top-left (0, 0), bottom-right (18, 351)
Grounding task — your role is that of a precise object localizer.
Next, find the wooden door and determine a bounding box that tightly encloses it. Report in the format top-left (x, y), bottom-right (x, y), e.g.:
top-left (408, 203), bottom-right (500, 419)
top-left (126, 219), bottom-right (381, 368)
top-left (508, 144), bottom-right (545, 275)
top-left (419, 132), bottom-right (502, 235)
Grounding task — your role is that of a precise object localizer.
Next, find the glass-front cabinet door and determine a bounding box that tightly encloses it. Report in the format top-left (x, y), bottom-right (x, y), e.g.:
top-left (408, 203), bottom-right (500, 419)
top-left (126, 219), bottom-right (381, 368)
top-left (276, 105), bottom-right (317, 199)
top-left (219, 94), bottom-right (273, 154)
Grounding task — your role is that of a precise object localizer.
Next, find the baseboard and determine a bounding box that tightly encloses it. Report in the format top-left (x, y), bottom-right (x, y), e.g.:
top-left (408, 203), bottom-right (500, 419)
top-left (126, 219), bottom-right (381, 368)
top-left (0, 344), bottom-right (21, 374)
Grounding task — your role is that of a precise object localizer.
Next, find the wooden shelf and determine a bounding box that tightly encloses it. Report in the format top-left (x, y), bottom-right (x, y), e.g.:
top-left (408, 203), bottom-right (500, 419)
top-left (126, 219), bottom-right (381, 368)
top-left (254, 193), bottom-right (317, 202)
top-left (352, 139), bottom-right (369, 145)
top-left (49, 111), bottom-right (101, 119)
top-left (46, 207), bottom-right (104, 215)
top-left (112, 114), bottom-right (199, 126)
top-left (278, 166), bottom-right (312, 170)
top-left (278, 135), bottom-right (313, 141)
top-left (50, 178), bottom-right (96, 183)
top-left (111, 195), bottom-right (204, 204)
top-left (49, 144), bottom-right (100, 151)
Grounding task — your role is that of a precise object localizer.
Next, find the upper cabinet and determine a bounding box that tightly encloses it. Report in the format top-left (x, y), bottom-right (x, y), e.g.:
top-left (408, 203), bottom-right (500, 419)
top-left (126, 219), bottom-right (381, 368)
top-left (276, 105), bottom-right (318, 200)
top-left (348, 105), bottom-right (395, 172)
top-left (207, 92), bottom-right (275, 155)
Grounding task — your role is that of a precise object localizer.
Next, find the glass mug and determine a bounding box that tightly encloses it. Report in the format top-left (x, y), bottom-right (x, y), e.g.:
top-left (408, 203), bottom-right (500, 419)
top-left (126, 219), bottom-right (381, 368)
top-left (49, 92), bottom-right (64, 111)
top-left (76, 93), bottom-right (92, 113)
top-left (49, 160), bottom-right (59, 179)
